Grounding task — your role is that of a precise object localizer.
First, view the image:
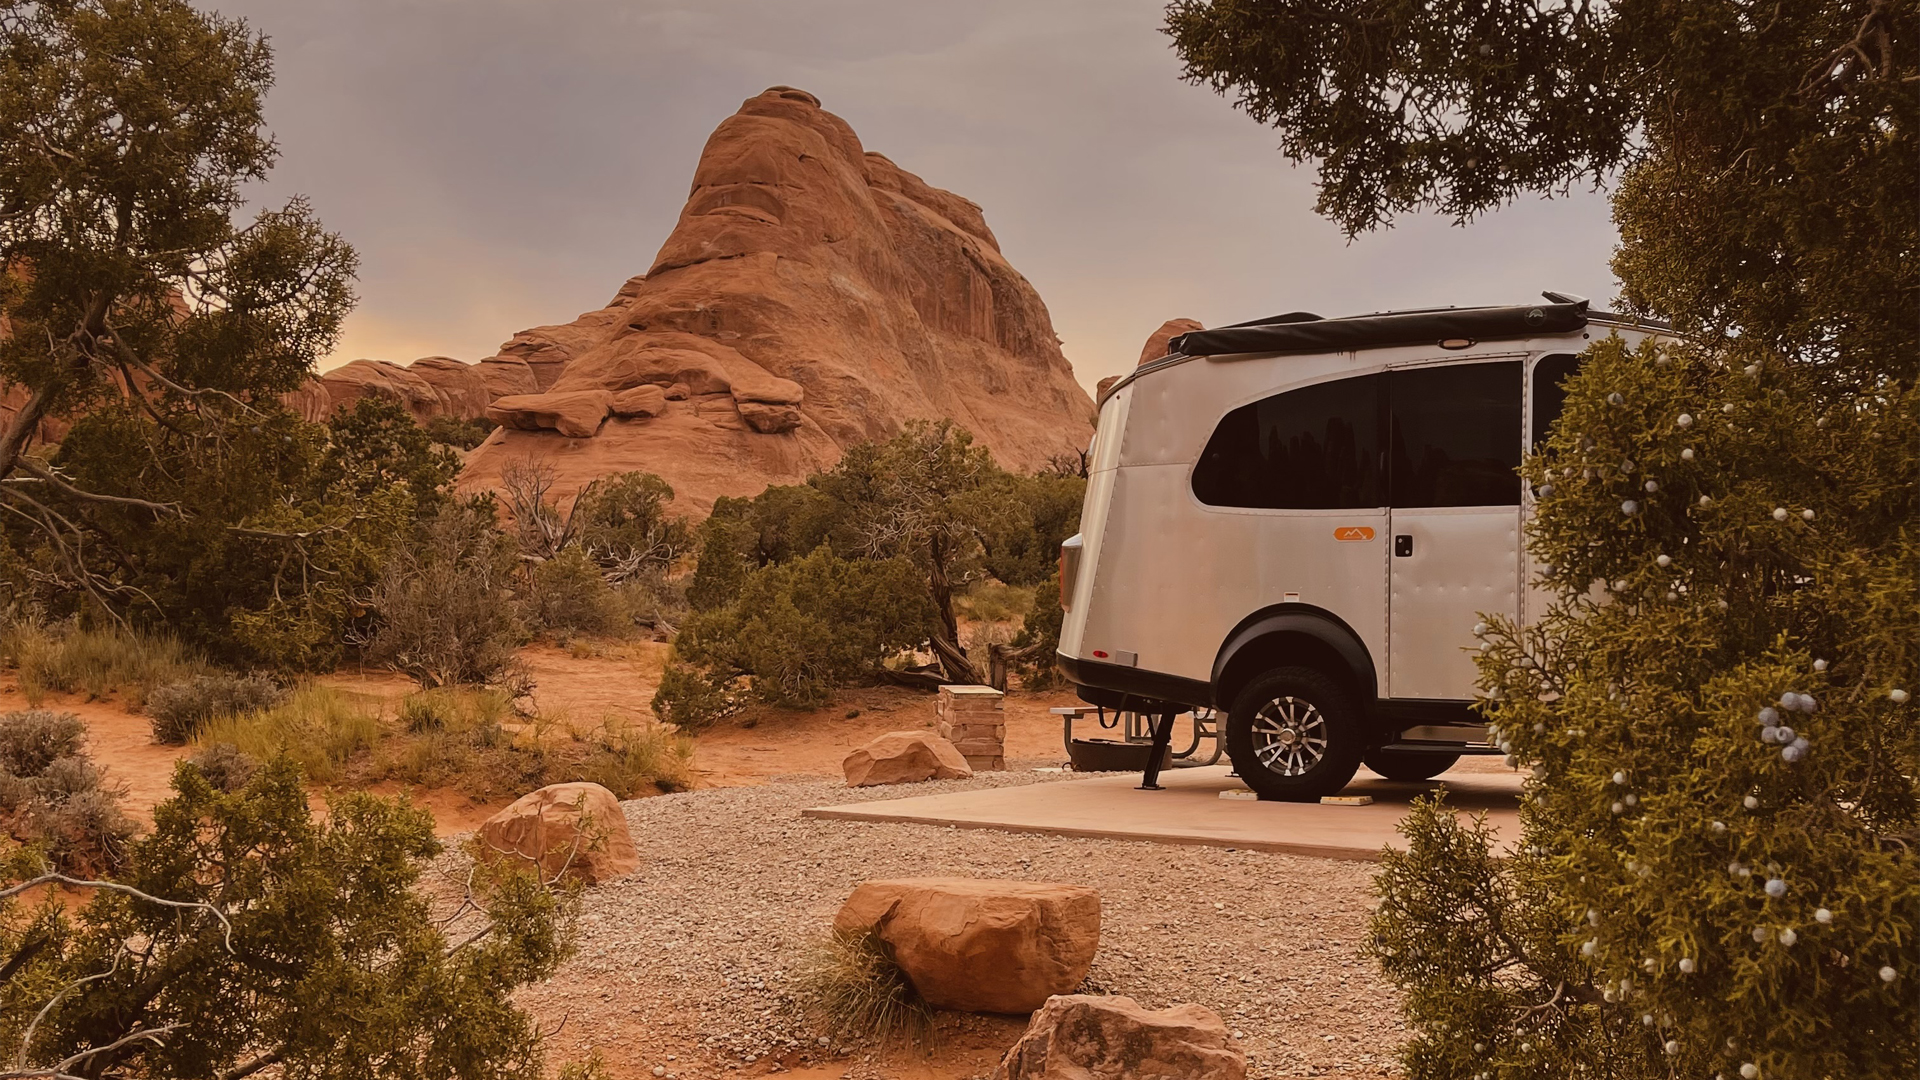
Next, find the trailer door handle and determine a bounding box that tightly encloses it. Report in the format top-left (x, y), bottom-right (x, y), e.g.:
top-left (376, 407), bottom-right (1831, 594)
top-left (1394, 534), bottom-right (1413, 557)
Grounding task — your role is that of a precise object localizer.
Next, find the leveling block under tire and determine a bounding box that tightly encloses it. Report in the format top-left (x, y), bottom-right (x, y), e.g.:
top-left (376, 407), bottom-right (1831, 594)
top-left (1225, 666), bottom-right (1365, 801)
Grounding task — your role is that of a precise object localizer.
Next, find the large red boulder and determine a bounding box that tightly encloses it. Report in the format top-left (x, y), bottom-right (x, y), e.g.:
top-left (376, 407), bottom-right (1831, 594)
top-left (487, 390), bottom-right (614, 439)
top-left (842, 731), bottom-right (973, 787)
top-left (833, 878), bottom-right (1101, 1013)
top-left (993, 995), bottom-right (1246, 1080)
top-left (474, 782), bottom-right (638, 884)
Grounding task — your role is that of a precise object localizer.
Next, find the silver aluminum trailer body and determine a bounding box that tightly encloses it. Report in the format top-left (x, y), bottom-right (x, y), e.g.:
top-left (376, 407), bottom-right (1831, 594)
top-left (1056, 299), bottom-right (1663, 798)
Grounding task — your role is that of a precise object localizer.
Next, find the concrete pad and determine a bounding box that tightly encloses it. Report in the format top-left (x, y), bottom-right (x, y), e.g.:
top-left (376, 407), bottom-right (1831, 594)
top-left (802, 764), bottom-right (1523, 861)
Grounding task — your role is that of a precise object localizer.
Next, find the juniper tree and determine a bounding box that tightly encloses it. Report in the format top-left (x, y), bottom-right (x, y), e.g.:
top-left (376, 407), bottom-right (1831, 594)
top-left (0, 756), bottom-right (576, 1080)
top-left (0, 0), bottom-right (395, 665)
top-left (1168, 2), bottom-right (1917, 1076)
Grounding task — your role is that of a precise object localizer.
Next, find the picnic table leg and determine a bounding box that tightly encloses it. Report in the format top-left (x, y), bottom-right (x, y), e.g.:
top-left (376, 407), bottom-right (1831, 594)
top-left (1137, 709), bottom-right (1178, 790)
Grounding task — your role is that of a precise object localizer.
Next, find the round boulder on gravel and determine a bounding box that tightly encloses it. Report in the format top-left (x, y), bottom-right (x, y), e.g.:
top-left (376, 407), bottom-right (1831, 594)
top-left (475, 781), bottom-right (638, 884)
top-left (834, 877), bottom-right (1100, 1013)
top-left (842, 731), bottom-right (973, 787)
top-left (993, 993), bottom-right (1246, 1080)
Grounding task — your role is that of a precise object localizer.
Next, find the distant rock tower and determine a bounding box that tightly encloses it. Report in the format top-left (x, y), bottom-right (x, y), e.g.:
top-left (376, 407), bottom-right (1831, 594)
top-left (453, 86), bottom-right (1096, 514)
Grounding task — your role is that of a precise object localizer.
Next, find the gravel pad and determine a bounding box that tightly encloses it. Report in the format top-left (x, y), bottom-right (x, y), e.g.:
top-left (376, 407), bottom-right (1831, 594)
top-left (445, 770), bottom-right (1405, 1079)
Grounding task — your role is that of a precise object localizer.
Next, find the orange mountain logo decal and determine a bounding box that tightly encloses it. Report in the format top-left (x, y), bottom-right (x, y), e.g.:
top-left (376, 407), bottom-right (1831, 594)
top-left (1334, 527), bottom-right (1376, 542)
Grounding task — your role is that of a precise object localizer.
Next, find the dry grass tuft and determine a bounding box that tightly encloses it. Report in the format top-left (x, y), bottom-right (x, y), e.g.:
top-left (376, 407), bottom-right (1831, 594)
top-left (575, 717), bottom-right (695, 797)
top-left (0, 620), bottom-right (208, 708)
top-left (193, 685), bottom-right (382, 785)
top-left (793, 929), bottom-right (937, 1048)
top-left (379, 693), bottom-right (692, 800)
top-left (953, 580), bottom-right (1033, 625)
top-left (189, 683), bottom-right (695, 804)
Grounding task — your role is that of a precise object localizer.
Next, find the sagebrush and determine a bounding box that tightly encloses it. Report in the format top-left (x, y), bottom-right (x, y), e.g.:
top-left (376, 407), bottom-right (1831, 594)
top-left (0, 708), bottom-right (135, 875)
top-left (147, 673), bottom-right (284, 744)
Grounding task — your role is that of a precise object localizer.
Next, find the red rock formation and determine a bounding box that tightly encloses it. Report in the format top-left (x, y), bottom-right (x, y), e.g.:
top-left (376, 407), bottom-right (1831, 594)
top-left (1139, 318), bottom-right (1203, 366)
top-left (408, 356), bottom-right (490, 418)
top-left (280, 378), bottom-right (333, 424)
top-left (1090, 318), bottom-right (1204, 403)
top-left (319, 360), bottom-right (444, 422)
top-left (459, 87), bottom-right (1094, 514)
top-left (281, 354), bottom-right (499, 425)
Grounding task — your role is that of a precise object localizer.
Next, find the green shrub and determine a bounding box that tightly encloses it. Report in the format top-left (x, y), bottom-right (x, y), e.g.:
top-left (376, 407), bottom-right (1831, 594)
top-left (423, 414), bottom-right (496, 451)
top-left (317, 396), bottom-right (463, 513)
top-left (1010, 568), bottom-right (1066, 688)
top-left (685, 512), bottom-right (756, 614)
top-left (522, 548), bottom-right (623, 638)
top-left (367, 500), bottom-right (528, 688)
top-left (610, 572), bottom-right (688, 637)
top-left (1, 756), bottom-right (575, 1080)
top-left (682, 424), bottom-right (1080, 688)
top-left (650, 662), bottom-right (739, 731)
top-left (1368, 337), bottom-right (1919, 1079)
top-left (0, 708), bottom-right (135, 875)
top-left (146, 673), bottom-right (285, 744)
top-left (192, 685), bottom-right (382, 785)
top-left (1168, 5), bottom-right (1918, 1078)
top-left (659, 547), bottom-right (935, 720)
top-left (976, 472), bottom-right (1085, 588)
top-left (571, 471), bottom-right (693, 579)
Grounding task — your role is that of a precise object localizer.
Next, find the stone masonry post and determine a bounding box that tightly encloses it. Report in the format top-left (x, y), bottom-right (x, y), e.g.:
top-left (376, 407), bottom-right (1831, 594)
top-left (936, 685), bottom-right (1006, 771)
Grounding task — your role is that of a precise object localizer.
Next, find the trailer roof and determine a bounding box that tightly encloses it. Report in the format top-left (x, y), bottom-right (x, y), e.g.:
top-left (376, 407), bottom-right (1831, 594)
top-left (1170, 298), bottom-right (1591, 356)
top-left (1098, 295), bottom-right (1672, 406)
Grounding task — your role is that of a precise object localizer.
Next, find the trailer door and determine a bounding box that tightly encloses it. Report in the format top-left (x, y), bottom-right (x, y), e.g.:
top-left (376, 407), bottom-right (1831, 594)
top-left (1386, 360), bottom-right (1524, 700)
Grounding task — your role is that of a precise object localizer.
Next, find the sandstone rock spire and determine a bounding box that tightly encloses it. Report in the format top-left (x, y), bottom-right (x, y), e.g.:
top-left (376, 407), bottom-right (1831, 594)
top-left (457, 86), bottom-right (1095, 513)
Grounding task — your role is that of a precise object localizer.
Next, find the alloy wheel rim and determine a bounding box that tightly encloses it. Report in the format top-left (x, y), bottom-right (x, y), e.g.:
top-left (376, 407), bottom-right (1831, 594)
top-left (1251, 695), bottom-right (1329, 776)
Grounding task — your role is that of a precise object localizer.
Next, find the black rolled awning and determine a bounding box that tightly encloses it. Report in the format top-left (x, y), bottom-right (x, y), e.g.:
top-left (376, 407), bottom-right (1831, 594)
top-left (1169, 300), bottom-right (1590, 357)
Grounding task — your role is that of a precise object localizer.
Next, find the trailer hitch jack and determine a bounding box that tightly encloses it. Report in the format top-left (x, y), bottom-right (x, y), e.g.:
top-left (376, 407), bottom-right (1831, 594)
top-left (1136, 710), bottom-right (1178, 790)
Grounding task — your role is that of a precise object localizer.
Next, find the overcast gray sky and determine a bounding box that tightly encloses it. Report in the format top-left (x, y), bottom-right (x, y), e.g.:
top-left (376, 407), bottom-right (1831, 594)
top-left (219, 0), bottom-right (1622, 392)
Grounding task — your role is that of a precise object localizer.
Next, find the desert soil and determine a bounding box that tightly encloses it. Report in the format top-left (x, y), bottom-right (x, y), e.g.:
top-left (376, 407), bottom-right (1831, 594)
top-left (40, 645), bottom-right (1406, 1079)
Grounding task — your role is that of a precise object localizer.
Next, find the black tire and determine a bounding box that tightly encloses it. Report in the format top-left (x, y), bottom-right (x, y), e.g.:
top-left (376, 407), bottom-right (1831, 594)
top-left (1363, 749), bottom-right (1461, 782)
top-left (1226, 667), bottom-right (1364, 801)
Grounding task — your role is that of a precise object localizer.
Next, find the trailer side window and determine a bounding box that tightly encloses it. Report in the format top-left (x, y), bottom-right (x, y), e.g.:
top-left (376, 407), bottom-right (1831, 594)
top-left (1530, 353), bottom-right (1582, 446)
top-left (1388, 361), bottom-right (1523, 507)
top-left (1192, 373), bottom-right (1385, 509)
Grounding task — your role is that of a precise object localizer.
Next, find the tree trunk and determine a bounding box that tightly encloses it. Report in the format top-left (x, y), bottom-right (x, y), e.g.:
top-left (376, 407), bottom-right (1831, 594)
top-left (926, 537), bottom-right (980, 684)
top-left (0, 380), bottom-right (55, 482)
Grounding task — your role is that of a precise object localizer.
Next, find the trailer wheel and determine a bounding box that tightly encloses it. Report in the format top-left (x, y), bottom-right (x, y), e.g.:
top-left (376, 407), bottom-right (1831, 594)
top-left (1226, 667), bottom-right (1363, 801)
top-left (1362, 749), bottom-right (1461, 782)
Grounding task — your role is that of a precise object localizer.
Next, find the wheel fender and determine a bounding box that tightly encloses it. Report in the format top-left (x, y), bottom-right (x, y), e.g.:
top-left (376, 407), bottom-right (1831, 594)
top-left (1210, 606), bottom-right (1378, 709)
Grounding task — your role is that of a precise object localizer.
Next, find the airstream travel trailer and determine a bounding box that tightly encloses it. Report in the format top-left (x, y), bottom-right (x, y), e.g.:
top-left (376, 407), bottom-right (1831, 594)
top-left (1056, 295), bottom-right (1666, 800)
